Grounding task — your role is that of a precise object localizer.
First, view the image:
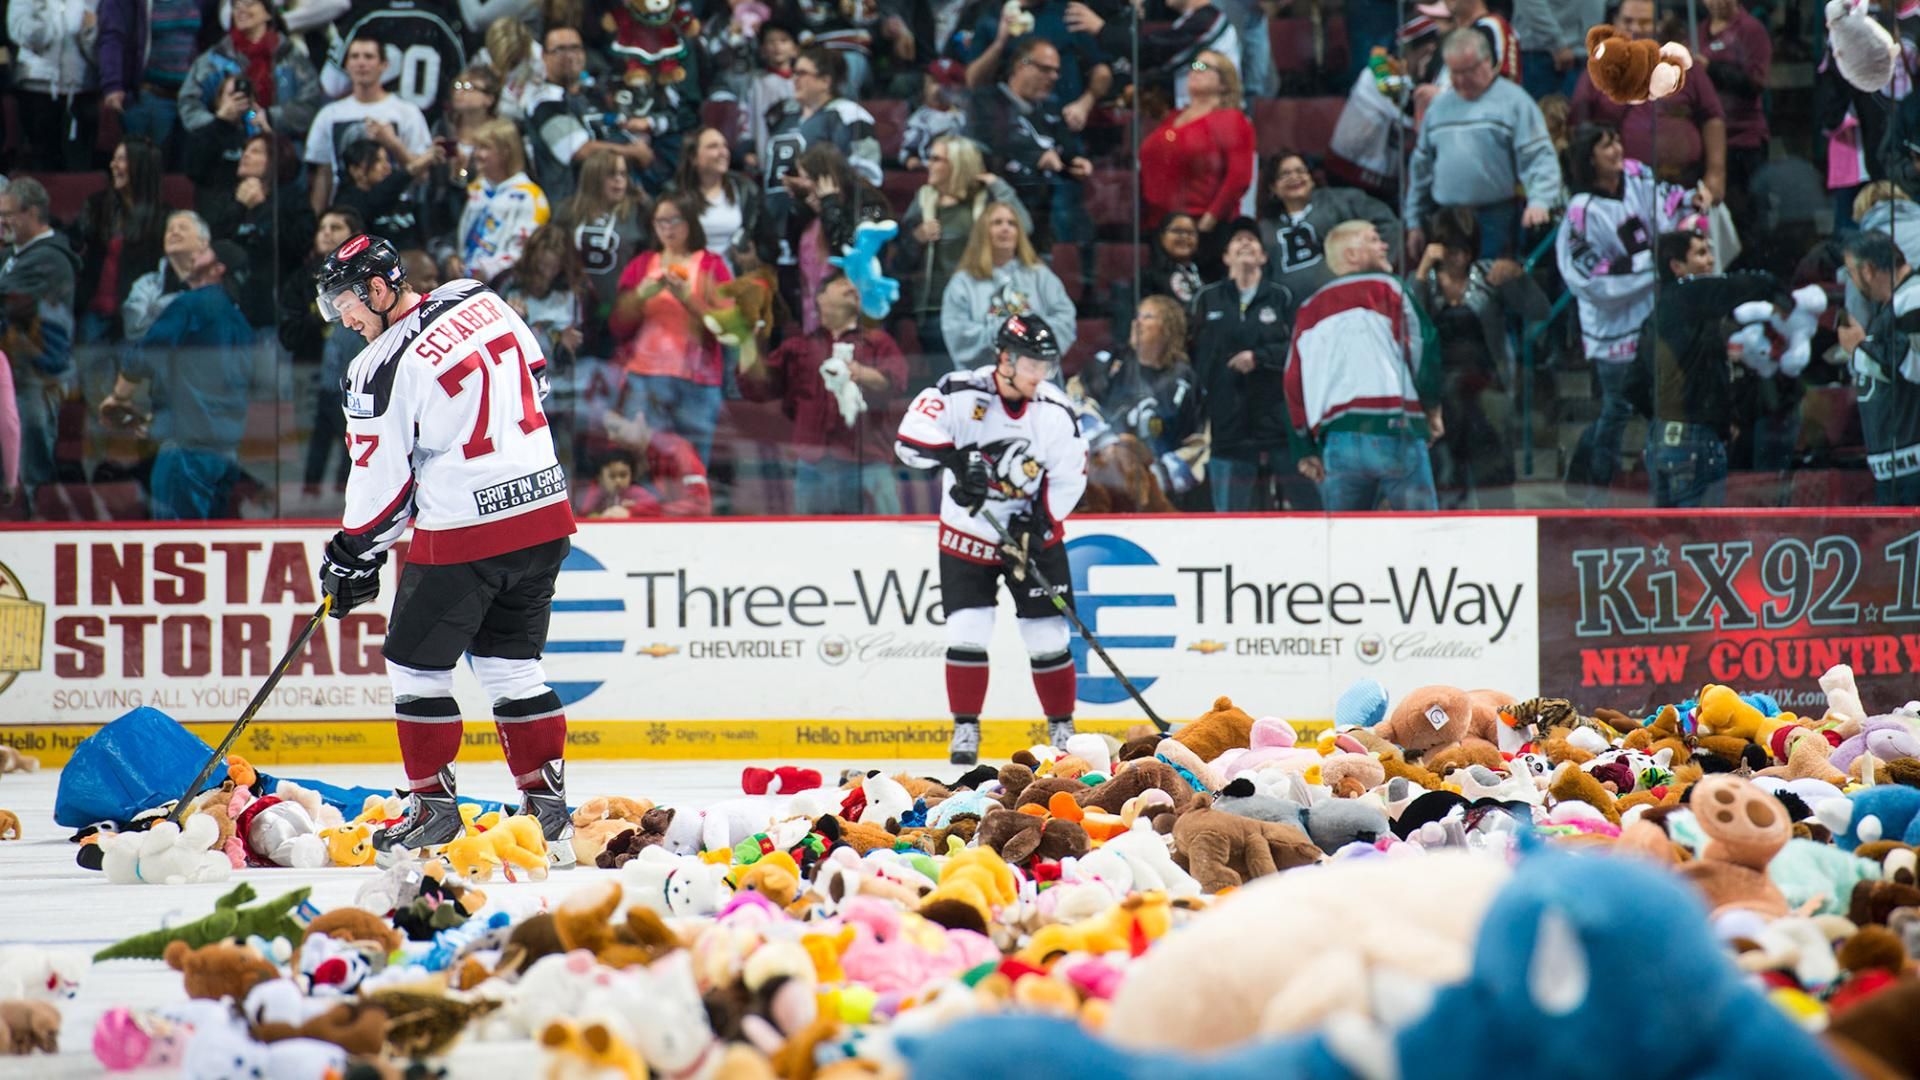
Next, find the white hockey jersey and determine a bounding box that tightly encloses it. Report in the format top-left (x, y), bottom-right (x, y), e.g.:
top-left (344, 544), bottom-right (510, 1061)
top-left (339, 279), bottom-right (576, 565)
top-left (1555, 159), bottom-right (1694, 364)
top-left (896, 366), bottom-right (1089, 562)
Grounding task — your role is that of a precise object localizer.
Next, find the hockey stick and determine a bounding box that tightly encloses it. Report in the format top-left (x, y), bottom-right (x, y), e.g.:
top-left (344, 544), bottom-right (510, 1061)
top-left (975, 507), bottom-right (1170, 733)
top-left (166, 595), bottom-right (334, 825)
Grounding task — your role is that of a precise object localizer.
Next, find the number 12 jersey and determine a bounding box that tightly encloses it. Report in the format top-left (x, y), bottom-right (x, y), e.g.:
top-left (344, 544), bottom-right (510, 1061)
top-left (339, 279), bottom-right (575, 566)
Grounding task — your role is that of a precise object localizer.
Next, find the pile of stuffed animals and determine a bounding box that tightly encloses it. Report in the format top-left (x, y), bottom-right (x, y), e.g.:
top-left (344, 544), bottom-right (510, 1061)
top-left (11, 664), bottom-right (1920, 1078)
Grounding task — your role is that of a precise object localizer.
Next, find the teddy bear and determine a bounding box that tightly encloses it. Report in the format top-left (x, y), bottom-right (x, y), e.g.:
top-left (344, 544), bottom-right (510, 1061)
top-left (554, 879), bottom-right (684, 968)
top-left (1170, 696), bottom-right (1257, 762)
top-left (1731, 285), bottom-right (1829, 379)
top-left (1585, 23), bottom-right (1692, 105)
top-left (317, 823), bottom-right (374, 868)
top-left (1677, 776), bottom-right (1792, 918)
top-left (0, 746), bottom-right (38, 774)
top-left (101, 815), bottom-right (232, 886)
top-left (301, 907), bottom-right (403, 957)
top-left (586, 807), bottom-right (675, 867)
top-left (624, 846), bottom-right (735, 917)
top-left (0, 999), bottom-right (58, 1054)
top-left (166, 939), bottom-right (279, 1002)
top-left (1171, 792), bottom-right (1321, 893)
top-left (0, 811), bottom-right (18, 842)
top-left (251, 1000), bottom-right (388, 1058)
top-left (234, 784), bottom-right (335, 869)
top-left (1828, 0), bottom-right (1900, 93)
top-left (1373, 685), bottom-right (1481, 761)
top-left (1815, 784), bottom-right (1920, 851)
top-left (1019, 892), bottom-right (1174, 968)
top-left (975, 804), bottom-right (1090, 866)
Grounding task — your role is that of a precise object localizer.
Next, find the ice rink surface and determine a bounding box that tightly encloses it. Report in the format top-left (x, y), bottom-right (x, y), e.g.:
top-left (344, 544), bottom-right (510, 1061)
top-left (0, 758), bottom-right (949, 1078)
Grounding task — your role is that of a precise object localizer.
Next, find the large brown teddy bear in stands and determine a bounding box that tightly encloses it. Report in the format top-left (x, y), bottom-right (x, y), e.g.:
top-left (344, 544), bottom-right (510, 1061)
top-left (1585, 24), bottom-right (1692, 104)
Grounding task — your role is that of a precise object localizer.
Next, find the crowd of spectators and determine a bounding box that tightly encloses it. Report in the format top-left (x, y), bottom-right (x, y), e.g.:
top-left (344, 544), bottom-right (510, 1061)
top-left (0, 0), bottom-right (1908, 520)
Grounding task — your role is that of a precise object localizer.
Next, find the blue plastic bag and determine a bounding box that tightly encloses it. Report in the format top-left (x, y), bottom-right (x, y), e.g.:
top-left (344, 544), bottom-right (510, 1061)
top-left (53, 707), bottom-right (227, 828)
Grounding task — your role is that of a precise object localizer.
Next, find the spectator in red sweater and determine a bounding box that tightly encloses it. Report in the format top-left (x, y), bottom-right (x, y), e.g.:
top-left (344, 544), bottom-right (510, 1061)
top-left (578, 416), bottom-right (713, 518)
top-left (741, 271), bottom-right (908, 515)
top-left (1138, 50), bottom-right (1255, 262)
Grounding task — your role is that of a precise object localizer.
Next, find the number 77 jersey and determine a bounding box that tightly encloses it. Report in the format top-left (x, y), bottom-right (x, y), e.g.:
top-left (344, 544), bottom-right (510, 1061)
top-left (339, 279), bottom-right (576, 566)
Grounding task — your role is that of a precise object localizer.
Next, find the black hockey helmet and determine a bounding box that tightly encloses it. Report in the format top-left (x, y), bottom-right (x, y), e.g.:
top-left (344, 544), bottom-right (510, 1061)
top-left (995, 312), bottom-right (1062, 366)
top-left (316, 234), bottom-right (406, 322)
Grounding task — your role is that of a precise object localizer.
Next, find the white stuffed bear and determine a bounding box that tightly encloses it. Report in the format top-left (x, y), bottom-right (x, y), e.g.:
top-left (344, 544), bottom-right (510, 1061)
top-left (623, 846), bottom-right (734, 917)
top-left (1828, 0), bottom-right (1900, 94)
top-left (1730, 285), bottom-right (1829, 378)
top-left (103, 816), bottom-right (232, 885)
top-left (819, 342), bottom-right (869, 429)
top-left (181, 1025), bottom-right (346, 1080)
top-left (0, 945), bottom-right (86, 999)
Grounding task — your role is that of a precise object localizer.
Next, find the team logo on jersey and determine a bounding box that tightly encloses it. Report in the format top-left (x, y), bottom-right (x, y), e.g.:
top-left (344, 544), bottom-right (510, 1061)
top-left (980, 437), bottom-right (1043, 498)
top-left (971, 402), bottom-right (987, 421)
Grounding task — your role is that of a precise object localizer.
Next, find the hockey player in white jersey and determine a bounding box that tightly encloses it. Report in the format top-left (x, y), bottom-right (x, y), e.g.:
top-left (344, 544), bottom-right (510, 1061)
top-left (896, 314), bottom-right (1089, 765)
top-left (312, 234), bottom-right (580, 866)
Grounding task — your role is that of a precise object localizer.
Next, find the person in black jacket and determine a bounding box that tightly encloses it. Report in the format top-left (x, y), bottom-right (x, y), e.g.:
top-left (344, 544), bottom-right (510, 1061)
top-left (1078, 293), bottom-right (1207, 505)
top-left (963, 37), bottom-right (1092, 249)
top-left (203, 132), bottom-right (316, 330)
top-left (1190, 217), bottom-right (1312, 510)
top-left (1626, 230), bottom-right (1781, 507)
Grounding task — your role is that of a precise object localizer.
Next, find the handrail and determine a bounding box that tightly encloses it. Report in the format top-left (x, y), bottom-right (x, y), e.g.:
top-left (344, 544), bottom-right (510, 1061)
top-left (1519, 291), bottom-right (1576, 476)
top-left (1515, 220), bottom-right (1565, 478)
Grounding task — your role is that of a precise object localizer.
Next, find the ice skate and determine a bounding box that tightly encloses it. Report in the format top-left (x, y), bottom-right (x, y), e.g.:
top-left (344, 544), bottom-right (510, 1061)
top-left (1048, 718), bottom-right (1076, 750)
top-left (519, 759), bottom-right (577, 869)
top-left (949, 721), bottom-right (981, 766)
top-left (371, 768), bottom-right (462, 866)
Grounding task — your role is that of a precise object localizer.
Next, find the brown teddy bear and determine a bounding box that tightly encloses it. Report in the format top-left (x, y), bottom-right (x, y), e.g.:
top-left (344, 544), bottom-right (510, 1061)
top-left (1585, 23), bottom-right (1692, 105)
top-left (302, 906), bottom-right (404, 955)
top-left (1465, 689), bottom-right (1515, 746)
top-left (553, 880), bottom-right (682, 968)
top-left (974, 805), bottom-right (1090, 865)
top-left (253, 1001), bottom-right (389, 1057)
top-left (165, 939), bottom-right (279, 1002)
top-left (1171, 792), bottom-right (1321, 893)
top-left (0, 1000), bottom-right (58, 1054)
top-left (1677, 776), bottom-right (1791, 918)
top-left (1373, 685), bottom-right (1479, 761)
top-left (1171, 696), bottom-right (1258, 762)
top-left (589, 808), bottom-right (676, 869)
top-left (0, 811), bottom-right (18, 842)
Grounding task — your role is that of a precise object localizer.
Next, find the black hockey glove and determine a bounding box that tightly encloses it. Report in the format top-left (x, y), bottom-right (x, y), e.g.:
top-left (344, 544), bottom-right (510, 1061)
top-left (318, 533), bottom-right (386, 618)
top-left (999, 511), bottom-right (1050, 579)
top-left (949, 451), bottom-right (993, 515)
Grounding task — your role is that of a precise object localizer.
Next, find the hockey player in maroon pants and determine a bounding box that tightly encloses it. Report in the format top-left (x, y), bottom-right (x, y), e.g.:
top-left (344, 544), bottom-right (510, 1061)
top-left (313, 234), bottom-right (579, 866)
top-left (896, 314), bottom-right (1091, 765)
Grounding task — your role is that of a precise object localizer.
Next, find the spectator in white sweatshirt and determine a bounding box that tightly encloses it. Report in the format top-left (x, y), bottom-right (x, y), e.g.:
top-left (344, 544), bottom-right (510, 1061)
top-left (451, 117), bottom-right (551, 284)
top-left (8, 0), bottom-right (102, 171)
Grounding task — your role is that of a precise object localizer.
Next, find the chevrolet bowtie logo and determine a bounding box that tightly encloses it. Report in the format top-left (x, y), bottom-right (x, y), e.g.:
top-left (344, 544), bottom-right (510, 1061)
top-left (1186, 640), bottom-right (1227, 655)
top-left (636, 644), bottom-right (680, 658)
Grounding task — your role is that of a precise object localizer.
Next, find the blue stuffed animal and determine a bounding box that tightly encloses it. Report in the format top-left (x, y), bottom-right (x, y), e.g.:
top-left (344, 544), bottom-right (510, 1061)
top-left (827, 220), bottom-right (901, 320)
top-left (896, 1014), bottom-right (1354, 1080)
top-left (1813, 784), bottom-right (1920, 851)
top-left (900, 847), bottom-right (1857, 1080)
top-left (1387, 848), bottom-right (1854, 1080)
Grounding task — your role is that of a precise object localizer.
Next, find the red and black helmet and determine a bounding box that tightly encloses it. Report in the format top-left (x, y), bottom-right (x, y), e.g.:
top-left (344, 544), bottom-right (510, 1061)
top-left (315, 233), bottom-right (405, 321)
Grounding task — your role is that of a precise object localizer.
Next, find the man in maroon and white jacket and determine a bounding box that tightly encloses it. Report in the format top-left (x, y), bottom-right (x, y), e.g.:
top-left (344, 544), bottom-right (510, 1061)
top-left (1284, 220), bottom-right (1442, 512)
